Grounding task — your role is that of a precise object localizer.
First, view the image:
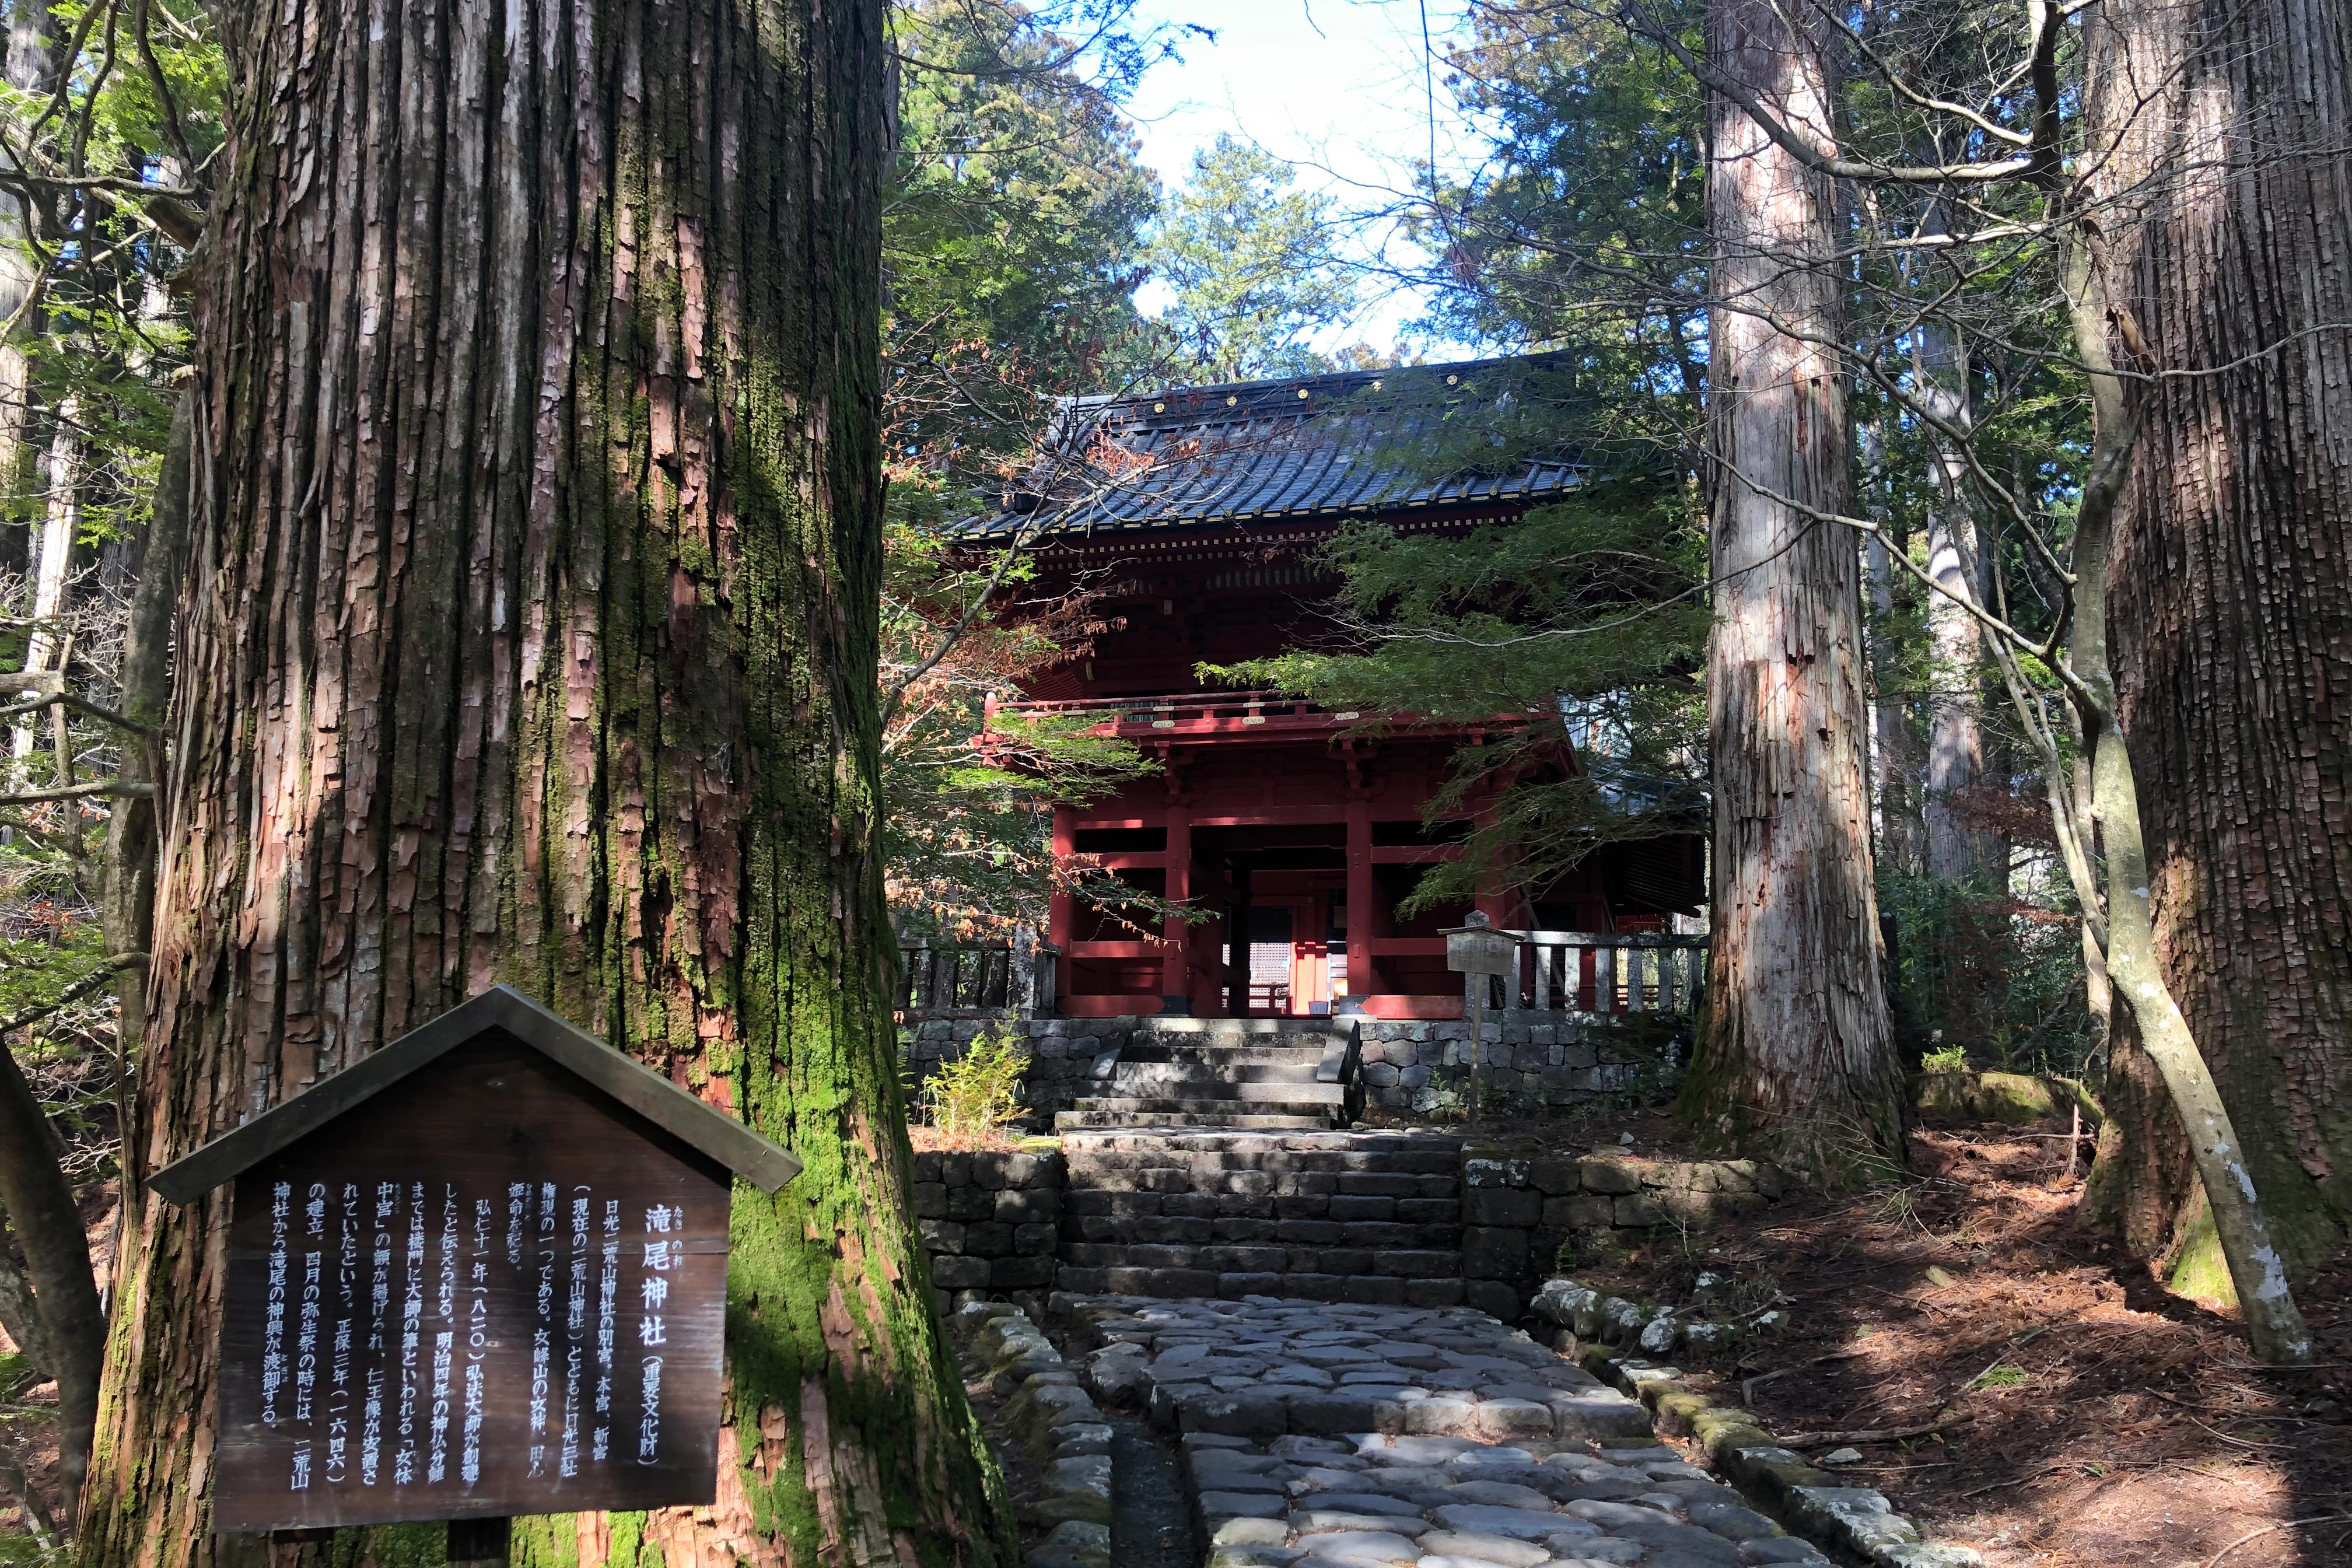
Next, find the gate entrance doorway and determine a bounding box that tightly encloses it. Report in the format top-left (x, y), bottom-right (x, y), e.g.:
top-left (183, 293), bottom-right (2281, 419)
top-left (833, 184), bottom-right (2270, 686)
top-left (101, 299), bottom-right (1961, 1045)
top-left (1241, 899), bottom-right (1329, 1016)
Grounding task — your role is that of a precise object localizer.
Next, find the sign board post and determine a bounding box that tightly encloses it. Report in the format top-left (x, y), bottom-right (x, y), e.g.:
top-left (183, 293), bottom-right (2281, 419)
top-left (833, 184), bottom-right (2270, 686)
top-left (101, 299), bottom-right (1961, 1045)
top-left (1443, 912), bottom-right (1522, 1128)
top-left (150, 986), bottom-right (802, 1563)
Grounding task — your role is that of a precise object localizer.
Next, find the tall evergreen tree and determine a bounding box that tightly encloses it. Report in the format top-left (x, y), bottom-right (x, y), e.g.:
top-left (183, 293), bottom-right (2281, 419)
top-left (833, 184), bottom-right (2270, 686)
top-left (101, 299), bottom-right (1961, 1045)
top-left (2087, 0), bottom-right (2352, 1287)
top-left (1686, 0), bottom-right (1903, 1172)
top-left (878, 0), bottom-right (1164, 933)
top-left (76, 1), bottom-right (1013, 1563)
top-left (1147, 134), bottom-right (1355, 380)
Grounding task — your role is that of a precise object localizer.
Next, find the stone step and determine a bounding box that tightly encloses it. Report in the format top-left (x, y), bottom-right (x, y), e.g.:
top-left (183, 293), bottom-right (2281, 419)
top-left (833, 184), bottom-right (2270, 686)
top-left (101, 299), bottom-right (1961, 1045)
top-left (1094, 1075), bottom-right (1325, 1099)
top-left (1119, 1035), bottom-right (1336, 1053)
top-left (1051, 1262), bottom-right (1466, 1307)
top-left (1106, 1054), bottom-right (1328, 1076)
top-left (1069, 1105), bottom-right (1348, 1129)
top-left (1080, 1080), bottom-right (1348, 1105)
top-left (1059, 1129), bottom-right (1463, 1152)
top-left (1054, 1110), bottom-right (1331, 1130)
top-left (1122, 1019), bottom-right (1350, 1038)
top-left (1058, 1240), bottom-right (1462, 1276)
top-left (1062, 1149), bottom-right (1463, 1178)
top-left (1063, 1205), bottom-right (1460, 1245)
top-left (1063, 1166), bottom-right (1448, 1203)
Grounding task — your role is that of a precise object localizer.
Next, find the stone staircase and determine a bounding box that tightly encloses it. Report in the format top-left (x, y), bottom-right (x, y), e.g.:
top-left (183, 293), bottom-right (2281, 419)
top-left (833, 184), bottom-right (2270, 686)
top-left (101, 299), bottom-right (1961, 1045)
top-left (1052, 1019), bottom-right (1360, 1131)
top-left (1041, 1019), bottom-right (1481, 1310)
top-left (1054, 1129), bottom-right (1470, 1308)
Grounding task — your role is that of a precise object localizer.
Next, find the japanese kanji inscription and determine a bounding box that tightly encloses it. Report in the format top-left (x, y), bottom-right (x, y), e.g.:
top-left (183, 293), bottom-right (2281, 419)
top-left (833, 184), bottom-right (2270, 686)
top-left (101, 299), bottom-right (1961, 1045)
top-left (151, 988), bottom-right (799, 1534)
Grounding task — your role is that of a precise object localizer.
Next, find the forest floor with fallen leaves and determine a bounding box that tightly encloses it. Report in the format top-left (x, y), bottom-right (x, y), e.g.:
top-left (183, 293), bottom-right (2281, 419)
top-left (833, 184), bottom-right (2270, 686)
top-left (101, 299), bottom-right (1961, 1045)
top-left (1555, 1106), bottom-right (2352, 1568)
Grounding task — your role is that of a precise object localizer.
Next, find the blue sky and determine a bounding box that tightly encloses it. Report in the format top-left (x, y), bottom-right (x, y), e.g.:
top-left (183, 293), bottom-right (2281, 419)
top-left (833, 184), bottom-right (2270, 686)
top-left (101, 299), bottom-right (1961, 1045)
top-left (1117, 0), bottom-right (1480, 355)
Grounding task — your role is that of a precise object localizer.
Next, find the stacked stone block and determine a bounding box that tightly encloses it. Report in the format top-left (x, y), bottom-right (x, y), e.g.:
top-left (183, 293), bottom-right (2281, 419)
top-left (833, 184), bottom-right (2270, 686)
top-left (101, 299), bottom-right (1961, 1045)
top-left (1055, 1131), bottom-right (1469, 1307)
top-left (901, 1016), bottom-right (1135, 1118)
top-left (911, 1146), bottom-right (1066, 1316)
top-left (908, 1135), bottom-right (1793, 1331)
top-left (1352, 1016), bottom-right (1678, 1114)
top-left (1461, 1148), bottom-right (1791, 1318)
top-left (944, 1301), bottom-right (1117, 1568)
top-left (904, 1010), bottom-right (1693, 1123)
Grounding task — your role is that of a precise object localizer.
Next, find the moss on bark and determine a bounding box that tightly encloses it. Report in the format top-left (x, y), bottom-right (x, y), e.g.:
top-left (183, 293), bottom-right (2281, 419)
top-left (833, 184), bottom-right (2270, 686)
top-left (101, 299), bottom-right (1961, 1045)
top-left (75, 0), bottom-right (1014, 1562)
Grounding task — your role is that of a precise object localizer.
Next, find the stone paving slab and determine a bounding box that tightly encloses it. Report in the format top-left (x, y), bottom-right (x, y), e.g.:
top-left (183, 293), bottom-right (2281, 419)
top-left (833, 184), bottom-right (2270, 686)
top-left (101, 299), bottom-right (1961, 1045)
top-left (1058, 1295), bottom-right (1835, 1568)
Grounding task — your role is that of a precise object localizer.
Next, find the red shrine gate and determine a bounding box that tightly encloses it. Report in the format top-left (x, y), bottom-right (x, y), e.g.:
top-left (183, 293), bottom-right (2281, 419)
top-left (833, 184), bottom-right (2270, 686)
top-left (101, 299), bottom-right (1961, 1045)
top-left (974, 357), bottom-right (1704, 1022)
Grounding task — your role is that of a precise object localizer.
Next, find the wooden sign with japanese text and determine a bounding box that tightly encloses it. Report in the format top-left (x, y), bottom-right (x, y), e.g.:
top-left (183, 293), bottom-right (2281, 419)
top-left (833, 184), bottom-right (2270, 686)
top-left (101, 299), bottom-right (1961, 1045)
top-left (208, 1032), bottom-right (732, 1531)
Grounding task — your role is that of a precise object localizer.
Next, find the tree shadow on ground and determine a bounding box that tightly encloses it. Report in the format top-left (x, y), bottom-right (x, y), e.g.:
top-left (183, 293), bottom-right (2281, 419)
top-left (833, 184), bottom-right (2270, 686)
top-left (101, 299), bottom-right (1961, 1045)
top-left (1564, 1115), bottom-right (2352, 1567)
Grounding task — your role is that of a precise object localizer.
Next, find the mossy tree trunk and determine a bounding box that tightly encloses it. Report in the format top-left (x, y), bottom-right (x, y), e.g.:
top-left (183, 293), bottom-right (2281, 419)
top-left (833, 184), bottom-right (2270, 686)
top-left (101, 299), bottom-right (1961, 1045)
top-left (2083, 0), bottom-right (2352, 1289)
top-left (1688, 0), bottom-right (1905, 1176)
top-left (75, 0), bottom-right (1014, 1563)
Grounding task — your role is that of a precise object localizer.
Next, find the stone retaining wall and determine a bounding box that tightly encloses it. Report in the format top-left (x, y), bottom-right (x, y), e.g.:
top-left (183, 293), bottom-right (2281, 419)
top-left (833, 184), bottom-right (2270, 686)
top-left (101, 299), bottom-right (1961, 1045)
top-left (902, 1012), bottom-right (1688, 1118)
top-left (1460, 1146), bottom-right (1791, 1311)
top-left (911, 1145), bottom-right (1066, 1317)
top-left (943, 1301), bottom-right (1115, 1568)
top-left (1354, 1015), bottom-right (1681, 1114)
top-left (911, 1136), bottom-right (1793, 1328)
top-left (900, 1017), bottom-right (1132, 1115)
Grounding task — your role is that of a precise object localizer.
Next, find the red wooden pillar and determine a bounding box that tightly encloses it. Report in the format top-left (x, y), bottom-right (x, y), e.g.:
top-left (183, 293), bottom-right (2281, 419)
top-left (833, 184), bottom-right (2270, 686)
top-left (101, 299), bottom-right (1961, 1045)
top-left (1472, 798), bottom-right (1517, 1006)
top-left (1048, 803), bottom-right (1076, 963)
top-left (1472, 800), bottom-right (1511, 928)
top-left (1345, 800), bottom-right (1375, 1010)
top-left (1163, 803), bottom-right (1191, 1012)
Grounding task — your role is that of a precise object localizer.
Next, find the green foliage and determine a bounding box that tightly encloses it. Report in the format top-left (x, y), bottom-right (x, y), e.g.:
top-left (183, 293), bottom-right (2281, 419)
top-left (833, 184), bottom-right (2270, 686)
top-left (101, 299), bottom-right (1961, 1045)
top-left (1144, 134), bottom-right (1356, 380)
top-left (0, 831), bottom-right (121, 1180)
top-left (920, 1024), bottom-right (1031, 1144)
top-left (874, 0), bottom-right (1184, 936)
top-left (0, 0), bottom-right (223, 533)
top-left (1426, 1), bottom-right (1708, 388)
top-left (1880, 870), bottom-right (2095, 1079)
top-left (1920, 1041), bottom-right (1969, 1073)
top-left (1211, 363), bottom-right (1708, 908)
top-left (884, 0), bottom-right (1160, 500)
top-left (878, 521), bottom-right (1160, 937)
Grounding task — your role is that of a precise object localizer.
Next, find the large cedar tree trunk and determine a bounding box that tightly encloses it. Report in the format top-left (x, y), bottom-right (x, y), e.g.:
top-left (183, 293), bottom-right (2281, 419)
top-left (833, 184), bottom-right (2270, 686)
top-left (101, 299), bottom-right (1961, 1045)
top-left (2087, 0), bottom-right (2352, 1280)
top-left (1915, 321), bottom-right (1992, 888)
top-left (1689, 0), bottom-right (1905, 1172)
top-left (1860, 425), bottom-right (1923, 884)
top-left (76, 1), bottom-right (1013, 1564)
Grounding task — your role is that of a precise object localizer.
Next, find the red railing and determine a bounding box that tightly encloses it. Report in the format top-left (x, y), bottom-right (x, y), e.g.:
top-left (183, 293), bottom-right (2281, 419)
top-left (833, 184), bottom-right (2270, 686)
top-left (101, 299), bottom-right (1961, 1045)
top-left (985, 688), bottom-right (1357, 739)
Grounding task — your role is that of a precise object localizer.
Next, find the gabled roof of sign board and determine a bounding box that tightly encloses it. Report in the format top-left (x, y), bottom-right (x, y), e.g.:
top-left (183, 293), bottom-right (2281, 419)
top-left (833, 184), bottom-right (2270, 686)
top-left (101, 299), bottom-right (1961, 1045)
top-left (147, 986), bottom-right (803, 1203)
top-left (960, 351), bottom-right (1588, 540)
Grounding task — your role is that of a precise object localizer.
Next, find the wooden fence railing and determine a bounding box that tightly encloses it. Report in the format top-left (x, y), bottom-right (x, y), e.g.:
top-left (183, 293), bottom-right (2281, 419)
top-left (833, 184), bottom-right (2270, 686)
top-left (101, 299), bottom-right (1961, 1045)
top-left (898, 928), bottom-right (1057, 1016)
top-left (1486, 931), bottom-right (1707, 1018)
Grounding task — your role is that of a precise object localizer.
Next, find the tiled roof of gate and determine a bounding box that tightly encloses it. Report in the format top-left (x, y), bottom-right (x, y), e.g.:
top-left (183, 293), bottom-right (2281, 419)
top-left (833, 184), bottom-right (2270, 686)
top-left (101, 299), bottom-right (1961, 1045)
top-left (961, 353), bottom-right (1587, 538)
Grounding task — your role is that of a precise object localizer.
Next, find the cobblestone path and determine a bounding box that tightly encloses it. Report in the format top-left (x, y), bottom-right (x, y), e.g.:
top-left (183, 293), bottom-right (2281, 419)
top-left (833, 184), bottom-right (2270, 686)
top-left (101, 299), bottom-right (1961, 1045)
top-left (1066, 1295), bottom-right (1833, 1568)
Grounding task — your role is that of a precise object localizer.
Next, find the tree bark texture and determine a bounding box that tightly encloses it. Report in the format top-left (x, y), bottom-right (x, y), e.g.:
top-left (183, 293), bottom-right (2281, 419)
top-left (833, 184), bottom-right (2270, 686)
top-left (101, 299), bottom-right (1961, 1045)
top-left (0, 0), bottom-right (54, 590)
top-left (12, 396), bottom-right (77, 764)
top-left (0, 1037), bottom-right (103, 1499)
top-left (1860, 424), bottom-right (1922, 882)
top-left (1691, 0), bottom-right (1904, 1174)
top-left (76, 1), bottom-right (1013, 1563)
top-left (96, 388), bottom-right (192, 1111)
top-left (1914, 320), bottom-right (1992, 887)
top-left (2087, 0), bottom-right (2352, 1277)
